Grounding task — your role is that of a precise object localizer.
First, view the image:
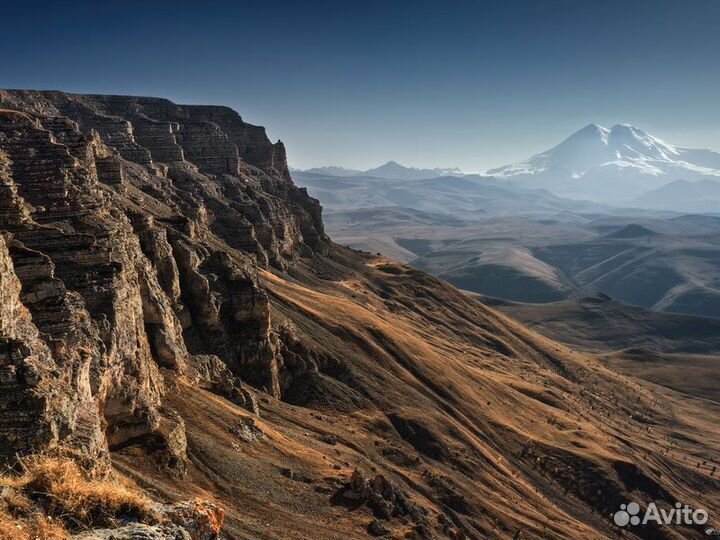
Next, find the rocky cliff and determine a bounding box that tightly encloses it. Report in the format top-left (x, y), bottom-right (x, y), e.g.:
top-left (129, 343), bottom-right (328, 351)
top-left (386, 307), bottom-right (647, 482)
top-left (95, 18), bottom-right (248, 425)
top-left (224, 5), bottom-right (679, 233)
top-left (0, 91), bottom-right (717, 540)
top-left (0, 90), bottom-right (327, 464)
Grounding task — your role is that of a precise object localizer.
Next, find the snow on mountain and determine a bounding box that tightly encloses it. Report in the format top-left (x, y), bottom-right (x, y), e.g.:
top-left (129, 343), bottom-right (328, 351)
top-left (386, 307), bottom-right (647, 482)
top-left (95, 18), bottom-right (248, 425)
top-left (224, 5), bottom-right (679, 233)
top-left (489, 124), bottom-right (720, 202)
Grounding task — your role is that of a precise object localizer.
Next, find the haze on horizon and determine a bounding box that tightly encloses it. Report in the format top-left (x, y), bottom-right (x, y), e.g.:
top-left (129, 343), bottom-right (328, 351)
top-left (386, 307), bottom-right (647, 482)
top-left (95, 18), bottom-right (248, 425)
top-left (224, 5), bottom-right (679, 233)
top-left (2, 0), bottom-right (719, 171)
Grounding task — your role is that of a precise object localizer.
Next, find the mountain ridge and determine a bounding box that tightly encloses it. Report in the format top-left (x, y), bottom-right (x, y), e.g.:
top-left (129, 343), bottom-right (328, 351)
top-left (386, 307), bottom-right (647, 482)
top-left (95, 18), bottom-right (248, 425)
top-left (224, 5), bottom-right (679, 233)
top-left (632, 178), bottom-right (720, 212)
top-left (300, 160), bottom-right (465, 180)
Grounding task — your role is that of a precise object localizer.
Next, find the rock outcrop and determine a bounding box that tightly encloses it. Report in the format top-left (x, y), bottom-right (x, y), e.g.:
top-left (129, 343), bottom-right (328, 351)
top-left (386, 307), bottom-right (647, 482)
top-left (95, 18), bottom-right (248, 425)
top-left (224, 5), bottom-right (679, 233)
top-left (336, 470), bottom-right (429, 529)
top-left (0, 90), bottom-right (328, 464)
top-left (71, 524), bottom-right (192, 540)
top-left (69, 500), bottom-right (224, 540)
top-left (0, 233), bottom-right (60, 458)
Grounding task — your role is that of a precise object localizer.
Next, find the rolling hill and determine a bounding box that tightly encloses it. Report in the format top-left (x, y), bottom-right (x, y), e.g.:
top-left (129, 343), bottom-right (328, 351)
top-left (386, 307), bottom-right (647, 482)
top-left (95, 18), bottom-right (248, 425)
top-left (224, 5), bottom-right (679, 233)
top-left (483, 293), bottom-right (720, 355)
top-left (483, 293), bottom-right (720, 406)
top-left (315, 200), bottom-right (720, 319)
top-left (633, 179), bottom-right (720, 213)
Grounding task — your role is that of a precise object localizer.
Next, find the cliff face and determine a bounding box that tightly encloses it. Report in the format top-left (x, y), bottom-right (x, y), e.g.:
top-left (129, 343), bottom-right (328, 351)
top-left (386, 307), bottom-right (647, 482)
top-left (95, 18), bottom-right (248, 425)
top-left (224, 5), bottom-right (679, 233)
top-left (0, 91), bottom-right (327, 463)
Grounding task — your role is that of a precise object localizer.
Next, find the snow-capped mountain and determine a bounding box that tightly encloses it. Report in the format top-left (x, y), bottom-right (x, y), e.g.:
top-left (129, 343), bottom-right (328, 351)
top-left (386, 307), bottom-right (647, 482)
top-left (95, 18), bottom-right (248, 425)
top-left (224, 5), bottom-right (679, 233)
top-left (489, 124), bottom-right (720, 202)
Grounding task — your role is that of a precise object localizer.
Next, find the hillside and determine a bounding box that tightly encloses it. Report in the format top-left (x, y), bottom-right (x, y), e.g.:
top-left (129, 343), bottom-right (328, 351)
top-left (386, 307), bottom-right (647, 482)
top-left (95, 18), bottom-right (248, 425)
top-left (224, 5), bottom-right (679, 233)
top-left (633, 179), bottom-right (720, 213)
top-left (0, 90), bottom-right (718, 540)
top-left (533, 222), bottom-right (720, 318)
top-left (319, 207), bottom-right (720, 319)
top-left (484, 293), bottom-right (720, 405)
top-left (484, 294), bottom-right (720, 355)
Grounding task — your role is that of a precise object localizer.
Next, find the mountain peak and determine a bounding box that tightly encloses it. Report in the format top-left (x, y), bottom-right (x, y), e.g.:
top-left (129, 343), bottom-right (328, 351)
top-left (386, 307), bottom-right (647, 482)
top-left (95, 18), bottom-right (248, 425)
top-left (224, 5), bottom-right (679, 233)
top-left (569, 123), bottom-right (658, 145)
top-left (579, 123), bottom-right (607, 133)
top-left (370, 160), bottom-right (407, 172)
top-left (568, 123), bottom-right (610, 144)
top-left (488, 121), bottom-right (719, 201)
top-left (365, 161), bottom-right (464, 179)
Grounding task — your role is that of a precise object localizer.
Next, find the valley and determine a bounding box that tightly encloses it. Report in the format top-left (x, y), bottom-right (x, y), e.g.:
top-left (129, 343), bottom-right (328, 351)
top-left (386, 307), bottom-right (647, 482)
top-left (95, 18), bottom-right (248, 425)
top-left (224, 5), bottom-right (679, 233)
top-left (296, 160), bottom-right (720, 319)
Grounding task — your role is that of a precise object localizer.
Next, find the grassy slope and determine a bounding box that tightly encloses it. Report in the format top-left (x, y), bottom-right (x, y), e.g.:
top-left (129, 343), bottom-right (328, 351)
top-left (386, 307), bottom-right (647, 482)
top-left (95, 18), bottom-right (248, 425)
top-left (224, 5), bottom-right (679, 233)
top-left (484, 294), bottom-right (720, 355)
top-left (114, 250), bottom-right (720, 540)
top-left (486, 294), bottom-right (720, 405)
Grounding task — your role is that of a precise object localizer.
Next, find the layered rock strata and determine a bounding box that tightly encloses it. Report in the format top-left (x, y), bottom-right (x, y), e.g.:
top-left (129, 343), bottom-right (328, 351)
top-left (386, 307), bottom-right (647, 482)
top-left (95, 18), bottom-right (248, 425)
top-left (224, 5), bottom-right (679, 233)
top-left (0, 90), bottom-right (327, 462)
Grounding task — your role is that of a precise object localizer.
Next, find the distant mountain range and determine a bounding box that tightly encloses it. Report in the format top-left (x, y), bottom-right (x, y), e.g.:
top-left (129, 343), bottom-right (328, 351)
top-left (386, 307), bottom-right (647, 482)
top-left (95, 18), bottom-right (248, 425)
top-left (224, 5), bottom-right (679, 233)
top-left (296, 160), bottom-right (464, 180)
top-left (294, 154), bottom-right (720, 318)
top-left (490, 123), bottom-right (720, 203)
top-left (293, 170), bottom-right (608, 220)
top-left (296, 125), bottom-right (720, 210)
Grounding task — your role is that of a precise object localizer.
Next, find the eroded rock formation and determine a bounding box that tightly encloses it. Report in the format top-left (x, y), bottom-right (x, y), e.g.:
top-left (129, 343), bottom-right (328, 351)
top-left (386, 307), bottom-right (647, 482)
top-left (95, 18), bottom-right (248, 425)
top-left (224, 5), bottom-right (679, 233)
top-left (0, 90), bottom-right (327, 463)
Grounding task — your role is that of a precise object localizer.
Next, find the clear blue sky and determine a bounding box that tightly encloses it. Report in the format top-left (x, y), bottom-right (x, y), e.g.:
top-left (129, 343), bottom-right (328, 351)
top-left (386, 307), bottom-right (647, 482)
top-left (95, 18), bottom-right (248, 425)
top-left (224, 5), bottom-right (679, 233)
top-left (2, 0), bottom-right (719, 171)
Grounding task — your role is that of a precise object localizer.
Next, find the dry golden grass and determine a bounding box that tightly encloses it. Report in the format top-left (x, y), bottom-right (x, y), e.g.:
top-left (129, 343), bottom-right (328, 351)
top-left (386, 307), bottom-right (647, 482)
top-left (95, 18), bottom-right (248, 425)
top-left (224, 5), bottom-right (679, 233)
top-left (0, 507), bottom-right (27, 540)
top-left (0, 503), bottom-right (67, 540)
top-left (250, 259), bottom-right (720, 538)
top-left (0, 452), bottom-right (155, 539)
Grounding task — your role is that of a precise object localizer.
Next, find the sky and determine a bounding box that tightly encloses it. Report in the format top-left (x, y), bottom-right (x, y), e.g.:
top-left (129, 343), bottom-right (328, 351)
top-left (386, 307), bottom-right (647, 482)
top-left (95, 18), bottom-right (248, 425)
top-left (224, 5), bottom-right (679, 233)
top-left (2, 0), bottom-right (720, 171)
